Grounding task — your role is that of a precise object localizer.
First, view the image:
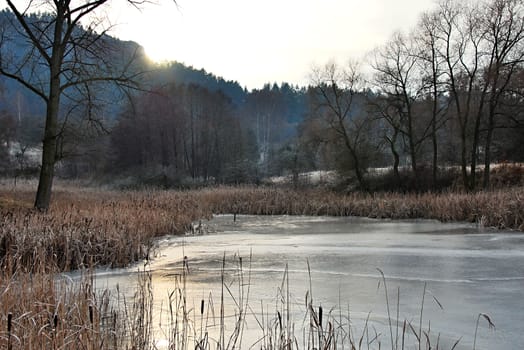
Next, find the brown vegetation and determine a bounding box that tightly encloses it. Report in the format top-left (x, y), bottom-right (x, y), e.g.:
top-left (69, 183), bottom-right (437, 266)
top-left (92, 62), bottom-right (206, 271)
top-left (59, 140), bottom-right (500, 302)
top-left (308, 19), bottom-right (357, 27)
top-left (200, 186), bottom-right (524, 231)
top-left (0, 181), bottom-right (515, 348)
top-left (0, 271), bottom-right (105, 349)
top-left (0, 252), bottom-right (497, 349)
top-left (1, 182), bottom-right (523, 272)
top-left (0, 184), bottom-right (208, 271)
top-left (0, 266), bottom-right (159, 349)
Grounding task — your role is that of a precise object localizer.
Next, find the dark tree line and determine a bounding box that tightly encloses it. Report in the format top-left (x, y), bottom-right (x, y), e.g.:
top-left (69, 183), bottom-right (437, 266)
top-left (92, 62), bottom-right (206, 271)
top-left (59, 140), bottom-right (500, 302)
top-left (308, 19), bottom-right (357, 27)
top-left (110, 84), bottom-right (258, 185)
top-left (239, 83), bottom-right (307, 176)
top-left (2, 0), bottom-right (523, 196)
top-left (105, 81), bottom-right (308, 186)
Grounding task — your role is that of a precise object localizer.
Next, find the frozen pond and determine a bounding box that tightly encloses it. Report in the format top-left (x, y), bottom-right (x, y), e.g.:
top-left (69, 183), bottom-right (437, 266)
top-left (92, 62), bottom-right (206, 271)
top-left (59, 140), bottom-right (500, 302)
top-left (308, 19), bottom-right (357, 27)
top-left (92, 215), bottom-right (524, 349)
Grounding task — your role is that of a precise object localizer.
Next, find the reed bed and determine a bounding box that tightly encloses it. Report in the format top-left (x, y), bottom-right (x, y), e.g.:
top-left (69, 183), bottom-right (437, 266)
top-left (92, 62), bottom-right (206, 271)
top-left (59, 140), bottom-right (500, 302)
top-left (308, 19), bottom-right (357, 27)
top-left (0, 185), bottom-right (210, 271)
top-left (0, 254), bottom-right (494, 349)
top-left (197, 186), bottom-right (524, 231)
top-left (0, 269), bottom-right (100, 349)
top-left (0, 264), bottom-right (164, 349)
top-left (1, 183), bottom-right (523, 272)
top-left (2, 178), bottom-right (510, 349)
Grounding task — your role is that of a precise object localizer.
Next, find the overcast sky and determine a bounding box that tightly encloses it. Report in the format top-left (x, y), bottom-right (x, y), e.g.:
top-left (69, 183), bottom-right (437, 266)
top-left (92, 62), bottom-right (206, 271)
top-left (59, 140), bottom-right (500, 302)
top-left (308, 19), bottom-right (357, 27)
top-left (12, 0), bottom-right (438, 89)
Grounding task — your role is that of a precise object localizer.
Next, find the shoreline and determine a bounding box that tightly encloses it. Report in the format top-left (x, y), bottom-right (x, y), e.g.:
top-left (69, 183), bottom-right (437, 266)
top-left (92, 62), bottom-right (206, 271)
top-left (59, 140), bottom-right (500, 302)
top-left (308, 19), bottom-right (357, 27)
top-left (1, 184), bottom-right (521, 349)
top-left (1, 184), bottom-right (523, 272)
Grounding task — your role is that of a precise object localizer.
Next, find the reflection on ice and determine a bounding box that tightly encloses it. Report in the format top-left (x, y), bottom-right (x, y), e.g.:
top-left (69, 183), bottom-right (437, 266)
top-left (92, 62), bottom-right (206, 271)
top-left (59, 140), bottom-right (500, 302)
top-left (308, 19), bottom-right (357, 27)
top-left (92, 215), bottom-right (524, 349)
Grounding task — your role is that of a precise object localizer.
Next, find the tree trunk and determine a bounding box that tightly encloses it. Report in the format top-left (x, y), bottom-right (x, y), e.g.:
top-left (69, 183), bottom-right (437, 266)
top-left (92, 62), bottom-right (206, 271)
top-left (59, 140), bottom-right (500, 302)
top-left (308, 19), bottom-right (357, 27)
top-left (469, 117), bottom-right (481, 191)
top-left (431, 76), bottom-right (439, 189)
top-left (34, 77), bottom-right (60, 211)
top-left (392, 150), bottom-right (400, 185)
top-left (461, 160), bottom-right (469, 190)
top-left (429, 36), bottom-right (439, 189)
top-left (469, 88), bottom-right (488, 191)
top-left (34, 133), bottom-right (57, 210)
top-left (483, 65), bottom-right (502, 190)
top-left (338, 119), bottom-right (369, 192)
top-left (344, 135), bottom-right (368, 191)
top-left (431, 119), bottom-right (438, 188)
top-left (483, 128), bottom-right (493, 189)
top-left (405, 98), bottom-right (418, 175)
top-left (483, 105), bottom-right (496, 189)
top-left (353, 156), bottom-right (369, 192)
top-left (389, 129), bottom-right (401, 187)
top-left (454, 94), bottom-right (470, 191)
top-left (34, 21), bottom-right (63, 210)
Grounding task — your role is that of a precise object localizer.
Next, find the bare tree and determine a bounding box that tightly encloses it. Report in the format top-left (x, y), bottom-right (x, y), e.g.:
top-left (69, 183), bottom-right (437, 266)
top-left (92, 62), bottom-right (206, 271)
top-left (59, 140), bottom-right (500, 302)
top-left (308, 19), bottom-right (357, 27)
top-left (372, 32), bottom-right (430, 176)
top-left (0, 1), bottom-right (158, 210)
top-left (367, 93), bottom-right (403, 184)
top-left (414, 11), bottom-right (449, 188)
top-left (433, 0), bottom-right (488, 190)
top-left (310, 62), bottom-right (377, 191)
top-left (480, 0), bottom-right (524, 188)
top-left (433, 0), bottom-right (524, 190)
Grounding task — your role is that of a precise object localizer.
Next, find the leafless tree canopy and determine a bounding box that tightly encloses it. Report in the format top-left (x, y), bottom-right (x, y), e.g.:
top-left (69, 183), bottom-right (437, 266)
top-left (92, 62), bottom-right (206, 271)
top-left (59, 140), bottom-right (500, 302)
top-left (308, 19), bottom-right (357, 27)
top-left (0, 1), bottom-right (151, 209)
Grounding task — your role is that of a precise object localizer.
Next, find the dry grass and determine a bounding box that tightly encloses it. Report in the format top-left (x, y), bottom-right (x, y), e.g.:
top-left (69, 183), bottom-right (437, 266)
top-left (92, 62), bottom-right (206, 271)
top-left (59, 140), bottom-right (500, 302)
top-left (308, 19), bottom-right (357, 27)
top-left (0, 180), bottom-right (514, 348)
top-left (196, 186), bottom-right (524, 230)
top-left (0, 184), bottom-right (210, 271)
top-left (1, 183), bottom-right (523, 272)
top-left (0, 270), bottom-right (101, 349)
top-left (0, 180), bottom-right (512, 349)
top-left (0, 265), bottom-right (160, 349)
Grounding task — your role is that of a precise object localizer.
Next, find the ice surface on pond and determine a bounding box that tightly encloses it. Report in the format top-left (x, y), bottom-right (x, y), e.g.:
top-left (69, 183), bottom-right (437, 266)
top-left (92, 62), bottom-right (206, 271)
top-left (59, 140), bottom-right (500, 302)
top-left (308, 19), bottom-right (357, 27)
top-left (92, 215), bottom-right (524, 349)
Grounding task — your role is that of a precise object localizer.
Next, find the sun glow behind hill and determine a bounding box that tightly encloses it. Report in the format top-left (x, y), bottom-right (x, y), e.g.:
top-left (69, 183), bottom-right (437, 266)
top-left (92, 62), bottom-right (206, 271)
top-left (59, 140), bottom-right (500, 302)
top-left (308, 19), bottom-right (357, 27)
top-left (142, 37), bottom-right (178, 63)
top-left (109, 0), bottom-right (436, 89)
top-left (0, 1), bottom-right (437, 89)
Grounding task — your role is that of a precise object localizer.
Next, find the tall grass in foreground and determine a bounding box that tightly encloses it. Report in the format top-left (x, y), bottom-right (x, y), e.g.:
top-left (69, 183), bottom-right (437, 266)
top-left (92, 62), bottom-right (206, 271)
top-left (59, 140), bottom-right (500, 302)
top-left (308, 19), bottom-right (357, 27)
top-left (0, 254), bottom-right (496, 349)
top-left (0, 267), bottom-right (140, 349)
top-left (137, 256), bottom-right (496, 350)
top-left (0, 182), bottom-right (512, 348)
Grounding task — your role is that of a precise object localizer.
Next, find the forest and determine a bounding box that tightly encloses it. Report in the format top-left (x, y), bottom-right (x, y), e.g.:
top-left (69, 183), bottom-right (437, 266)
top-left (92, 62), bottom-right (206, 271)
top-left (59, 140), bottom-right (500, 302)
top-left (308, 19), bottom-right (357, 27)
top-left (1, 0), bottom-right (523, 194)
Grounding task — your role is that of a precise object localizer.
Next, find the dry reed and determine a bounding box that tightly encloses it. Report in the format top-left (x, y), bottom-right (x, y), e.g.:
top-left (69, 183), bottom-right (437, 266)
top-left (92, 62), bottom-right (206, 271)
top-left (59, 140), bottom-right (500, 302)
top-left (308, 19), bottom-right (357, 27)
top-left (1, 183), bottom-right (523, 272)
top-left (0, 181), bottom-right (511, 348)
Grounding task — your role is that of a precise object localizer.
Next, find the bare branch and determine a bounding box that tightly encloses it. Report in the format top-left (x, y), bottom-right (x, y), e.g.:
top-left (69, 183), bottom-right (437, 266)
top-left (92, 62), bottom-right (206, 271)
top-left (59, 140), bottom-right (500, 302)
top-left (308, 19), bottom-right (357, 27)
top-left (5, 0), bottom-right (51, 63)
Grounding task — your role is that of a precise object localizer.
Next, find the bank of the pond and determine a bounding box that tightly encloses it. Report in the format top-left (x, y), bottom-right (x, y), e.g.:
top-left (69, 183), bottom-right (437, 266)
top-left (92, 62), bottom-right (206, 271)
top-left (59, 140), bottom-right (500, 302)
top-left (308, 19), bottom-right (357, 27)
top-left (0, 184), bottom-right (523, 349)
top-left (1, 184), bottom-right (523, 272)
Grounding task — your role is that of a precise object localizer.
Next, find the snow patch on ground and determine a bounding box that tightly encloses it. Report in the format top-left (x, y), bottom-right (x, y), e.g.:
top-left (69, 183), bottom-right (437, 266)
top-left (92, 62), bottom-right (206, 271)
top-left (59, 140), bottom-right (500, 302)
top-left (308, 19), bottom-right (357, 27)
top-left (8, 142), bottom-right (41, 165)
top-left (266, 170), bottom-right (337, 185)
